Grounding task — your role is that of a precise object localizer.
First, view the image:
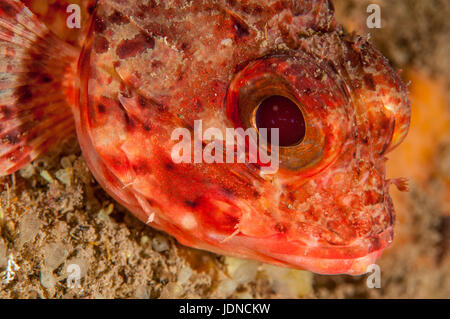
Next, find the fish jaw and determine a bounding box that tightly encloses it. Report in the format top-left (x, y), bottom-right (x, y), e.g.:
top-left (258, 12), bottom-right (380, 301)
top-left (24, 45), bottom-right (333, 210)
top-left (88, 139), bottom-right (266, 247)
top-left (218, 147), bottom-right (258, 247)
top-left (191, 228), bottom-right (392, 276)
top-left (102, 177), bottom-right (393, 275)
top-left (75, 119), bottom-right (395, 277)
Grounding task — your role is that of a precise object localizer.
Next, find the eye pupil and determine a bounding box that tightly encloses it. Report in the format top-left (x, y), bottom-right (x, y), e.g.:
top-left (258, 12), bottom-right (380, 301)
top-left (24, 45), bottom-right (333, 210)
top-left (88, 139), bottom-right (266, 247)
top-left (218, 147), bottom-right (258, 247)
top-left (255, 95), bottom-right (306, 146)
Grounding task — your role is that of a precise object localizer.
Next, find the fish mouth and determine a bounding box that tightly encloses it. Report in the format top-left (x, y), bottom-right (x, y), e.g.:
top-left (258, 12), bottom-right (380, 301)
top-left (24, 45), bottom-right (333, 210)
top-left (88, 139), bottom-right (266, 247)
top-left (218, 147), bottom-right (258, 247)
top-left (232, 199), bottom-right (396, 275)
top-left (142, 192), bottom-right (396, 275)
top-left (259, 228), bottom-right (393, 275)
top-left (197, 225), bottom-right (394, 276)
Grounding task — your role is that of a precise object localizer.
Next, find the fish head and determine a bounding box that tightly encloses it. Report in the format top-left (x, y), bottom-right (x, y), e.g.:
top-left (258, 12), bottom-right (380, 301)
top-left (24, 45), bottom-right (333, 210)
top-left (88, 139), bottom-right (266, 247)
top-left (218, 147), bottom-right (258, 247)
top-left (80, 0), bottom-right (410, 275)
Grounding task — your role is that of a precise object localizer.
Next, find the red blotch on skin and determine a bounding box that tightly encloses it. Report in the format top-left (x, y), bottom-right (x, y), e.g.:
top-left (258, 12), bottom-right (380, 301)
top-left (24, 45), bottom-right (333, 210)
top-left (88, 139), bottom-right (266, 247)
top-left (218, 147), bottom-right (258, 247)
top-left (102, 153), bottom-right (131, 176)
top-left (94, 16), bottom-right (107, 34)
top-left (94, 36), bottom-right (109, 54)
top-left (109, 10), bottom-right (128, 25)
top-left (96, 103), bottom-right (106, 114)
top-left (1, 105), bottom-right (12, 120)
top-left (275, 223), bottom-right (288, 233)
top-left (116, 33), bottom-right (155, 59)
top-left (132, 158), bottom-right (151, 175)
top-left (363, 190), bottom-right (383, 205)
top-left (193, 195), bottom-right (240, 233)
top-left (0, 2), bottom-right (16, 16)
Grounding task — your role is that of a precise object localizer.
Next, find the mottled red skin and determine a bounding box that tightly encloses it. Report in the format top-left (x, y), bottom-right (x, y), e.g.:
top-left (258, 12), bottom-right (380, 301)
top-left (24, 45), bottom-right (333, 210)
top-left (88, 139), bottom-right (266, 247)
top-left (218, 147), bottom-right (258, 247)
top-left (72, 0), bottom-right (411, 275)
top-left (0, 0), bottom-right (410, 275)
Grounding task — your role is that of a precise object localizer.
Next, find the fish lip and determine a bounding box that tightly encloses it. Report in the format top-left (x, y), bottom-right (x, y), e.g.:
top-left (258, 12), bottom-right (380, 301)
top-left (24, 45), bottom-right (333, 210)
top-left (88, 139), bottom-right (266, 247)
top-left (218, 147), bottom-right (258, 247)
top-left (271, 247), bottom-right (386, 276)
top-left (206, 225), bottom-right (394, 276)
top-left (264, 226), bottom-right (394, 275)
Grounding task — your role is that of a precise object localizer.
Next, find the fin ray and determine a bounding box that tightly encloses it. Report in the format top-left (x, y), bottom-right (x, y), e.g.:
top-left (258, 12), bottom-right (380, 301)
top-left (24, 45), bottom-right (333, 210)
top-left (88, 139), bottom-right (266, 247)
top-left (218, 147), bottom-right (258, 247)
top-left (0, 0), bottom-right (80, 175)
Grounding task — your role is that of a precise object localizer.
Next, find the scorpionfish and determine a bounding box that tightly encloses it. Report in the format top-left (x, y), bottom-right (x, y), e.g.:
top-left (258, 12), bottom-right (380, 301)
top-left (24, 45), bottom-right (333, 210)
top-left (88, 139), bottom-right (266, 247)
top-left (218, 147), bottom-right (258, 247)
top-left (0, 0), bottom-right (410, 275)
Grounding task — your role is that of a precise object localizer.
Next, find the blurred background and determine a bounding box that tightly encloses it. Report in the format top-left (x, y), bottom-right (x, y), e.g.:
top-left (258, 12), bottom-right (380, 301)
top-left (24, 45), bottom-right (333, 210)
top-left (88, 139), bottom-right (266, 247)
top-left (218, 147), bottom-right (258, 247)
top-left (0, 0), bottom-right (449, 298)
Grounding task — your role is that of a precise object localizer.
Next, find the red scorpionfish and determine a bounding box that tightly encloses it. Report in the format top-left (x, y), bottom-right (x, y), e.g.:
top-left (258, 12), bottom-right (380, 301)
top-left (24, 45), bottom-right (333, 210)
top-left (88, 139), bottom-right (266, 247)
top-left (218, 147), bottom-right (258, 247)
top-left (0, 0), bottom-right (410, 275)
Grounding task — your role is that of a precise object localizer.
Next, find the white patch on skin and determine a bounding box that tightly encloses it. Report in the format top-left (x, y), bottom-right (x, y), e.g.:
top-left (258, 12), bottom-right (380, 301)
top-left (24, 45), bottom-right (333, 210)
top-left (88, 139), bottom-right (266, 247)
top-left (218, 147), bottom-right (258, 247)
top-left (181, 213), bottom-right (197, 230)
top-left (341, 195), bottom-right (353, 206)
top-left (220, 38), bottom-right (233, 47)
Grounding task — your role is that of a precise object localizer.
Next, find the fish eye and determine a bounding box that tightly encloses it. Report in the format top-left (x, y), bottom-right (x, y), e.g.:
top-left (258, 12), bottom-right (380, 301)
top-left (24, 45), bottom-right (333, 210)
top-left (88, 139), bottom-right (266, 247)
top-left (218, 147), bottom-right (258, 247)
top-left (255, 95), bottom-right (306, 147)
top-left (226, 55), bottom-right (350, 174)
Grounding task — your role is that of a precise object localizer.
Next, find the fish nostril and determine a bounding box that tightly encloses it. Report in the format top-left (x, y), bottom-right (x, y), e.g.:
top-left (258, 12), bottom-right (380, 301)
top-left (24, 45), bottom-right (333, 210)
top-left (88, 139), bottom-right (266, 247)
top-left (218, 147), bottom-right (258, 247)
top-left (255, 95), bottom-right (306, 147)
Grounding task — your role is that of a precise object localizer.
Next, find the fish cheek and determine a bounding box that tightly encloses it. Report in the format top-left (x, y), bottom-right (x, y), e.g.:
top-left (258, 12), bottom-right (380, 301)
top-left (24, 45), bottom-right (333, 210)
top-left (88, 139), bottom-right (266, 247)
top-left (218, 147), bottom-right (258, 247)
top-left (152, 156), bottom-right (242, 234)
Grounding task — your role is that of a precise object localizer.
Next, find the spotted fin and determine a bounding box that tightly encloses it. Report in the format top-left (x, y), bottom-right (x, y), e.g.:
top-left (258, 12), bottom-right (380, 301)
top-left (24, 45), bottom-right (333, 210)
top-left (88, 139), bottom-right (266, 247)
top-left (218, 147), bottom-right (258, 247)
top-left (0, 0), bottom-right (80, 175)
